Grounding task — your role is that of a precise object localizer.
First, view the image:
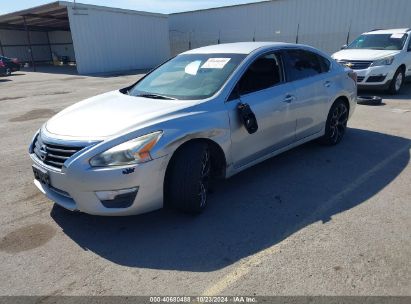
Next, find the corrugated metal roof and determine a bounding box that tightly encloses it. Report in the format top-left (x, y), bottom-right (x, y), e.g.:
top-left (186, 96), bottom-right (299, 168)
top-left (170, 0), bottom-right (274, 15)
top-left (0, 2), bottom-right (69, 31)
top-left (0, 1), bottom-right (168, 32)
top-left (0, 1), bottom-right (62, 21)
top-left (61, 1), bottom-right (168, 18)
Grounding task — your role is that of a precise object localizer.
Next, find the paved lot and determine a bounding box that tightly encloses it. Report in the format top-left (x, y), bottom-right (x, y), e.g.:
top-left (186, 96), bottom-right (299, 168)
top-left (0, 69), bottom-right (410, 296)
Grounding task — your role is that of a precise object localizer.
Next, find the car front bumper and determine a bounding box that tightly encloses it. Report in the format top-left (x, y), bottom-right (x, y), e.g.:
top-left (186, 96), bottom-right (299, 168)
top-left (30, 153), bottom-right (168, 216)
top-left (355, 65), bottom-right (395, 90)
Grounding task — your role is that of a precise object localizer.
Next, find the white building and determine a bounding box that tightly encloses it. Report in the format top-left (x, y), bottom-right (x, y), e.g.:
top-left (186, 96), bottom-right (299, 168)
top-left (0, 1), bottom-right (170, 74)
top-left (169, 0), bottom-right (411, 55)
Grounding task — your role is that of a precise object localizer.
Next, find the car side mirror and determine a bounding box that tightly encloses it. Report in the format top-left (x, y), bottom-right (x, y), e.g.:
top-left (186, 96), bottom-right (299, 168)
top-left (237, 103), bottom-right (258, 134)
top-left (341, 44), bottom-right (347, 50)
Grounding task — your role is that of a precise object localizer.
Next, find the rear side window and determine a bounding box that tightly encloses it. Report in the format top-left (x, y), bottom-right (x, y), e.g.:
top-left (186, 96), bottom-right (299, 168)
top-left (238, 52), bottom-right (283, 95)
top-left (318, 55), bottom-right (331, 72)
top-left (283, 50), bottom-right (323, 81)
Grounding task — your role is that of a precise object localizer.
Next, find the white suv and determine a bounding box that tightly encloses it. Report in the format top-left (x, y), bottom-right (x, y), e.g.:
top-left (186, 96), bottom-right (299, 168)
top-left (332, 28), bottom-right (411, 94)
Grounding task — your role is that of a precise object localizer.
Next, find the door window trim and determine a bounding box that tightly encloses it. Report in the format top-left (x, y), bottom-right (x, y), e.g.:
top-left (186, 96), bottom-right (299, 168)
top-left (282, 48), bottom-right (331, 83)
top-left (226, 50), bottom-right (286, 102)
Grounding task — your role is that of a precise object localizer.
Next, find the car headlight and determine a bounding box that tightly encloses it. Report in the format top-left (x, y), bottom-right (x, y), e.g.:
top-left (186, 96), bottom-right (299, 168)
top-left (90, 131), bottom-right (163, 167)
top-left (371, 56), bottom-right (395, 67)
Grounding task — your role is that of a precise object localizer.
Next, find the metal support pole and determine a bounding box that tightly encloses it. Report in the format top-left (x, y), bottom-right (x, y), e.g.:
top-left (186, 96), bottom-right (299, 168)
top-left (0, 38), bottom-right (4, 56)
top-left (23, 16), bottom-right (36, 71)
top-left (46, 31), bottom-right (53, 63)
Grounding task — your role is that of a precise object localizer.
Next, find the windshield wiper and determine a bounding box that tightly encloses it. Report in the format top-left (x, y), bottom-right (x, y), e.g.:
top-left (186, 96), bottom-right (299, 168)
top-left (137, 93), bottom-right (176, 100)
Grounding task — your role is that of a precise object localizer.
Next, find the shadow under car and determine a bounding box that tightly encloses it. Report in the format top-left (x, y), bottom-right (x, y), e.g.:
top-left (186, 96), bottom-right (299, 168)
top-left (51, 128), bottom-right (410, 272)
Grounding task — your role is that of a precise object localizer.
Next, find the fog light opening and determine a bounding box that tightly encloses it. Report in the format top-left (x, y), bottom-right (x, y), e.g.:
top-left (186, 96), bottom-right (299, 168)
top-left (96, 187), bottom-right (139, 209)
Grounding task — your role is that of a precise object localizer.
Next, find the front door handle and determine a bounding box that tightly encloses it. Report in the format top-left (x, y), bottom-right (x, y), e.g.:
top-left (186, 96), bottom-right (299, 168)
top-left (283, 94), bottom-right (296, 103)
top-left (324, 80), bottom-right (332, 87)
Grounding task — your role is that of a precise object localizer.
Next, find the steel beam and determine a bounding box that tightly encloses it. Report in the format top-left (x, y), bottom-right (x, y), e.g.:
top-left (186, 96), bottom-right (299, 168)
top-left (0, 23), bottom-right (69, 32)
top-left (23, 16), bottom-right (36, 71)
top-left (23, 13), bottom-right (69, 21)
top-left (46, 31), bottom-right (53, 62)
top-left (0, 38), bottom-right (4, 56)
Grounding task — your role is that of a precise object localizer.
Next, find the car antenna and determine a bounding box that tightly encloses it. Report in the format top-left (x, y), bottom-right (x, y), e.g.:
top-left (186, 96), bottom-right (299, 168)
top-left (346, 19), bottom-right (352, 45)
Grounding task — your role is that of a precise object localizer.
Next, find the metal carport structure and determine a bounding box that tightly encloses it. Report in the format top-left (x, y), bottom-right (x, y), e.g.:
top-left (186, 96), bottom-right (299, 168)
top-left (0, 1), bottom-right (170, 74)
top-left (0, 2), bottom-right (72, 71)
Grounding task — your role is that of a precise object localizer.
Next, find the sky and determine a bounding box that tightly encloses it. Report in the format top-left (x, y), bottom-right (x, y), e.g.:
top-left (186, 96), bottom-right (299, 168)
top-left (0, 0), bottom-right (268, 15)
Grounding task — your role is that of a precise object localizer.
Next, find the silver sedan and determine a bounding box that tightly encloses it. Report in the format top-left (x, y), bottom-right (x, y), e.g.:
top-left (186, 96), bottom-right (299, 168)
top-left (29, 42), bottom-right (357, 216)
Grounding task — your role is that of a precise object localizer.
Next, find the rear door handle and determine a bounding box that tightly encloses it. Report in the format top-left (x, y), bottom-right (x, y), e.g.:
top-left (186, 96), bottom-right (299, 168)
top-left (283, 94), bottom-right (296, 103)
top-left (324, 80), bottom-right (332, 88)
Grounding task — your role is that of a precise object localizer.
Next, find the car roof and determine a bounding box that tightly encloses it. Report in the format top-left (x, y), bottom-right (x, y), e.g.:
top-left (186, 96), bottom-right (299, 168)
top-left (181, 42), bottom-right (297, 55)
top-left (365, 28), bottom-right (410, 35)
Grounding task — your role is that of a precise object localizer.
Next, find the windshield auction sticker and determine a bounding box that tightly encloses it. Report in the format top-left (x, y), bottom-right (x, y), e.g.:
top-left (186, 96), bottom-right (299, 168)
top-left (201, 58), bottom-right (231, 69)
top-left (391, 33), bottom-right (405, 39)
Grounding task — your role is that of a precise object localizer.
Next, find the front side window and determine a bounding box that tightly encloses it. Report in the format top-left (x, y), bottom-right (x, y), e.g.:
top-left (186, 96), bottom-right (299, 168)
top-left (128, 53), bottom-right (246, 100)
top-left (283, 50), bottom-right (322, 82)
top-left (347, 34), bottom-right (408, 51)
top-left (238, 52), bottom-right (283, 95)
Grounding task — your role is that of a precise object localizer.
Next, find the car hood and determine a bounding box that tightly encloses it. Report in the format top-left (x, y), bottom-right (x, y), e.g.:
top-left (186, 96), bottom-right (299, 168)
top-left (45, 90), bottom-right (197, 139)
top-left (332, 49), bottom-right (400, 61)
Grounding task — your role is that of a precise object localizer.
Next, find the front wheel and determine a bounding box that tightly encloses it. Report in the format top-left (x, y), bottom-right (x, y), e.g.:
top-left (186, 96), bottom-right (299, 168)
top-left (319, 100), bottom-right (349, 146)
top-left (388, 68), bottom-right (404, 95)
top-left (165, 142), bottom-right (211, 214)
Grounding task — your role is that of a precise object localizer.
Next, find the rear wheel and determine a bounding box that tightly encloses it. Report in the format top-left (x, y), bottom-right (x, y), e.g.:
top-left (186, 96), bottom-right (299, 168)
top-left (388, 68), bottom-right (404, 95)
top-left (5, 68), bottom-right (11, 76)
top-left (165, 142), bottom-right (211, 214)
top-left (319, 100), bottom-right (349, 146)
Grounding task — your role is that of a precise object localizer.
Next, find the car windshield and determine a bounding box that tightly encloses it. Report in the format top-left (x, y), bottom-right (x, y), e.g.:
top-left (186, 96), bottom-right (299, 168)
top-left (128, 53), bottom-right (246, 100)
top-left (347, 33), bottom-right (408, 50)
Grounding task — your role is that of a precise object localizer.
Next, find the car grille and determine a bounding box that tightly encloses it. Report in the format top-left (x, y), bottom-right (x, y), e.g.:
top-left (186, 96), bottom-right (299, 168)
top-left (33, 135), bottom-right (85, 169)
top-left (357, 76), bottom-right (365, 83)
top-left (337, 60), bottom-right (373, 70)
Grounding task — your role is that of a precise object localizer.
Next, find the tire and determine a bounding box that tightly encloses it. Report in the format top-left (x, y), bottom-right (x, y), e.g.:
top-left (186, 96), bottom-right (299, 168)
top-left (319, 100), bottom-right (349, 146)
top-left (165, 142), bottom-right (211, 214)
top-left (357, 96), bottom-right (383, 106)
top-left (388, 68), bottom-right (405, 95)
top-left (5, 68), bottom-right (11, 76)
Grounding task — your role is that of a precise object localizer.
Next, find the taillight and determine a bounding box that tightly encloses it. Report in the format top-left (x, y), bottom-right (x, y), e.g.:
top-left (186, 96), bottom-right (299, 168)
top-left (0, 61), bottom-right (5, 68)
top-left (348, 71), bottom-right (357, 83)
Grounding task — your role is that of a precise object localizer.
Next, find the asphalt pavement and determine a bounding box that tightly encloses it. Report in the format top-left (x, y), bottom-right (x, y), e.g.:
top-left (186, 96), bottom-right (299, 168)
top-left (0, 68), bottom-right (409, 296)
